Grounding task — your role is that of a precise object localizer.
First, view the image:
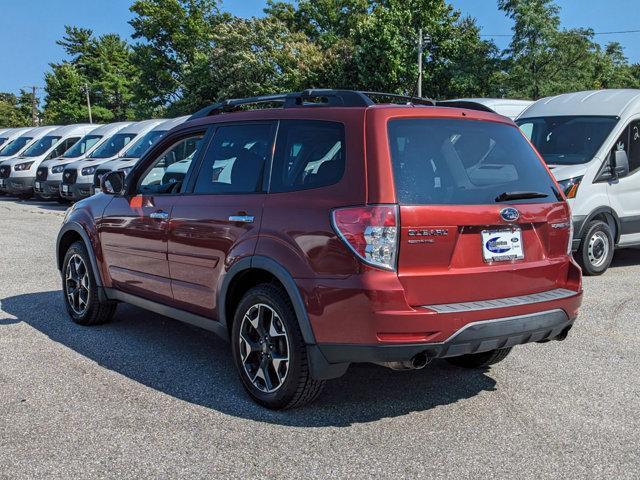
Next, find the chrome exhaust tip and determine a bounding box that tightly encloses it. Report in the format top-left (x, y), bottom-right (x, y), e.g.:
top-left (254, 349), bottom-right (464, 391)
top-left (377, 352), bottom-right (431, 371)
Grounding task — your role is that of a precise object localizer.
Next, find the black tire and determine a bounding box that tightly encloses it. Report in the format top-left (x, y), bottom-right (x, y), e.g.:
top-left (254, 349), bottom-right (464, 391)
top-left (576, 220), bottom-right (614, 276)
top-left (231, 283), bottom-right (324, 409)
top-left (446, 347), bottom-right (512, 369)
top-left (62, 241), bottom-right (116, 326)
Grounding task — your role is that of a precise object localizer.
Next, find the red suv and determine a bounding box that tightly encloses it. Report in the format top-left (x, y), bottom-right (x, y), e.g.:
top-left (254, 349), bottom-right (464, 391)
top-left (56, 90), bottom-right (583, 409)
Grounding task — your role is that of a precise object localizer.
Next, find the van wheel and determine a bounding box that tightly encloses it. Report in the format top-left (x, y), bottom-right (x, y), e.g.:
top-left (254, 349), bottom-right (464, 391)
top-left (231, 284), bottom-right (324, 409)
top-left (577, 220), bottom-right (614, 276)
top-left (62, 241), bottom-right (116, 325)
top-left (446, 348), bottom-right (512, 369)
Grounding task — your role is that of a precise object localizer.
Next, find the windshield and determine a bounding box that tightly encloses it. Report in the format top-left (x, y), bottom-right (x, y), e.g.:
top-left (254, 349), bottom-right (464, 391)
top-left (63, 134), bottom-right (102, 158)
top-left (388, 119), bottom-right (559, 205)
top-left (22, 136), bottom-right (62, 157)
top-left (516, 116), bottom-right (618, 166)
top-left (89, 133), bottom-right (137, 159)
top-left (123, 130), bottom-right (167, 158)
top-left (0, 136), bottom-right (33, 157)
top-left (0, 138), bottom-right (8, 148)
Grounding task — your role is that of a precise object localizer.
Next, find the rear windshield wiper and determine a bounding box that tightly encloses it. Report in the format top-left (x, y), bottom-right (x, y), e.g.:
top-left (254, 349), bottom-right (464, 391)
top-left (495, 191), bottom-right (549, 202)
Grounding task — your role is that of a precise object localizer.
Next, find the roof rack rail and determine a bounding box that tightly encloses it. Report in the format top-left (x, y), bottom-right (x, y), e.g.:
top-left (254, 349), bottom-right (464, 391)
top-left (189, 89), bottom-right (437, 119)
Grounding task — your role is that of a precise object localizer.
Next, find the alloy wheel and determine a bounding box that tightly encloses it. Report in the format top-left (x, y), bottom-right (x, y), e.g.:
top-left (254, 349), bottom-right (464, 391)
top-left (65, 254), bottom-right (90, 315)
top-left (238, 303), bottom-right (290, 393)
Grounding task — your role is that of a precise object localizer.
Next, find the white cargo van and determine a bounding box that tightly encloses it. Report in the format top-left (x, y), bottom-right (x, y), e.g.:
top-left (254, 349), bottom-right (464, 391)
top-left (516, 89), bottom-right (640, 275)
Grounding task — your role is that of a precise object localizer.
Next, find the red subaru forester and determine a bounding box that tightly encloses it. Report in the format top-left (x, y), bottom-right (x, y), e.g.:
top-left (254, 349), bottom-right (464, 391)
top-left (56, 90), bottom-right (582, 409)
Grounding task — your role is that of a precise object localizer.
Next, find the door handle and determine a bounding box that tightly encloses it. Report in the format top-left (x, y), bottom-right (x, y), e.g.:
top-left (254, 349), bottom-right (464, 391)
top-left (228, 215), bottom-right (255, 223)
top-left (149, 210), bottom-right (169, 220)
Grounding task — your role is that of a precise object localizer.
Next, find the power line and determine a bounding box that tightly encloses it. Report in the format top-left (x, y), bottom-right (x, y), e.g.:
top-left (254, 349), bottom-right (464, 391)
top-left (481, 29), bottom-right (640, 38)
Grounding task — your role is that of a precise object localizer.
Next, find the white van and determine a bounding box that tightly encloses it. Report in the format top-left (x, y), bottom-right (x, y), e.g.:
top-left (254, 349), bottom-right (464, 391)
top-left (440, 98), bottom-right (534, 120)
top-left (60, 119), bottom-right (164, 200)
top-left (0, 127), bottom-right (32, 150)
top-left (0, 126), bottom-right (60, 195)
top-left (92, 116), bottom-right (188, 194)
top-left (516, 89), bottom-right (640, 275)
top-left (35, 122), bottom-right (131, 200)
top-left (1, 124), bottom-right (95, 199)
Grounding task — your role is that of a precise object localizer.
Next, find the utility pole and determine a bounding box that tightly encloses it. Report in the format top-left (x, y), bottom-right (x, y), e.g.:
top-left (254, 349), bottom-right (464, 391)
top-left (417, 28), bottom-right (423, 98)
top-left (83, 84), bottom-right (93, 124)
top-left (22, 86), bottom-right (41, 126)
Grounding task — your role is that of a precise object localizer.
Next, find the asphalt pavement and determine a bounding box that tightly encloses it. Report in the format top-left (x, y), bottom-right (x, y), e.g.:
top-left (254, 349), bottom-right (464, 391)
top-left (0, 197), bottom-right (638, 479)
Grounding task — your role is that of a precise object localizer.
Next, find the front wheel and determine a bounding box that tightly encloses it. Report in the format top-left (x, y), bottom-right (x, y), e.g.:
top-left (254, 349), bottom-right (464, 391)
top-left (577, 220), bottom-right (614, 276)
top-left (231, 284), bottom-right (324, 409)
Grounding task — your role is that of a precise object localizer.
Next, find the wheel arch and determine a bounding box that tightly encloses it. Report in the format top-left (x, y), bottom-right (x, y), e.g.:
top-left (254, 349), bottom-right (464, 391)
top-left (56, 222), bottom-right (104, 287)
top-left (577, 207), bottom-right (621, 244)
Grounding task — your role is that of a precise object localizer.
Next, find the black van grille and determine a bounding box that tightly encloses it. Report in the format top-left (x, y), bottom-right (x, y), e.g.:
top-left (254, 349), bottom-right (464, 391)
top-left (94, 168), bottom-right (111, 187)
top-left (0, 165), bottom-right (10, 178)
top-left (62, 169), bottom-right (77, 185)
top-left (36, 166), bottom-right (48, 181)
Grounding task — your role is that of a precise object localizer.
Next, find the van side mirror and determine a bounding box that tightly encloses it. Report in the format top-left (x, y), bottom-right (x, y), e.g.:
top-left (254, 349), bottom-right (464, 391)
top-left (614, 149), bottom-right (630, 178)
top-left (101, 171), bottom-right (125, 195)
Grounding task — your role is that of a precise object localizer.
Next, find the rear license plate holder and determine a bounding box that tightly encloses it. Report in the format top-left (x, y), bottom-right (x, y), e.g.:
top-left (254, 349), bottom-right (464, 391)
top-left (481, 228), bottom-right (524, 262)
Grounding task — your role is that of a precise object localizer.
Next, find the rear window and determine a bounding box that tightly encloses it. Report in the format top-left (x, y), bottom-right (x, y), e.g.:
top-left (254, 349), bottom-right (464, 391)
top-left (388, 118), bottom-right (559, 205)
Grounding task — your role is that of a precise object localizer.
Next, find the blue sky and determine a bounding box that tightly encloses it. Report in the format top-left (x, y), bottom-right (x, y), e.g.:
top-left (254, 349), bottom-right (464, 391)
top-left (0, 0), bottom-right (639, 94)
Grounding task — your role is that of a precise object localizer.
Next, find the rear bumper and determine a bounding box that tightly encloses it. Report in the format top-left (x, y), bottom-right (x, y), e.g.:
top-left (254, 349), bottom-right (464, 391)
top-left (318, 308), bottom-right (574, 365)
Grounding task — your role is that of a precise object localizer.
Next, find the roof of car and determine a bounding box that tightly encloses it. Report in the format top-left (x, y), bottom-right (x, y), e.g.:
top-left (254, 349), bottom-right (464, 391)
top-left (518, 89), bottom-right (640, 119)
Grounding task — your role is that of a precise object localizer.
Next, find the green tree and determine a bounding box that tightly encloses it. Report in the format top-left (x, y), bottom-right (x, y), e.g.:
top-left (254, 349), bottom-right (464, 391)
top-left (0, 91), bottom-right (37, 128)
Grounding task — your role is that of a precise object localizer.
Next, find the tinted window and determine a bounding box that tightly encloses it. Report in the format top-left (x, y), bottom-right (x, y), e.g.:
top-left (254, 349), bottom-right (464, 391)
top-left (0, 138), bottom-right (8, 148)
top-left (22, 136), bottom-right (61, 157)
top-left (89, 133), bottom-right (136, 158)
top-left (193, 124), bottom-right (274, 194)
top-left (388, 119), bottom-right (558, 205)
top-left (516, 116), bottom-right (618, 165)
top-left (270, 121), bottom-right (345, 192)
top-left (0, 136), bottom-right (32, 157)
top-left (124, 130), bottom-right (167, 158)
top-left (138, 134), bottom-right (204, 195)
top-left (47, 137), bottom-right (80, 160)
top-left (63, 135), bottom-right (101, 158)
top-left (612, 120), bottom-right (640, 174)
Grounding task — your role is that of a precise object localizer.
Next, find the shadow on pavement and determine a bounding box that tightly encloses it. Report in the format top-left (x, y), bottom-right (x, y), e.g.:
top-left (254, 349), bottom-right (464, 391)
top-left (609, 247), bottom-right (640, 269)
top-left (0, 195), bottom-right (69, 213)
top-left (0, 290), bottom-right (497, 426)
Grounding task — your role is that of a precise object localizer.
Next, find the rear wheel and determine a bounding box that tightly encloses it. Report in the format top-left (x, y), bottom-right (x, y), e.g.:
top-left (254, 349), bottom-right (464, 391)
top-left (577, 220), bottom-right (614, 276)
top-left (446, 347), bottom-right (512, 369)
top-left (231, 284), bottom-right (324, 409)
top-left (62, 241), bottom-right (116, 325)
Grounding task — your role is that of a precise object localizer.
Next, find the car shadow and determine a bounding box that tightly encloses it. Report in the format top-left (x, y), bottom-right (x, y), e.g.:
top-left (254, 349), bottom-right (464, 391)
top-left (0, 290), bottom-right (497, 426)
top-left (0, 195), bottom-right (69, 213)
top-left (610, 247), bottom-right (640, 269)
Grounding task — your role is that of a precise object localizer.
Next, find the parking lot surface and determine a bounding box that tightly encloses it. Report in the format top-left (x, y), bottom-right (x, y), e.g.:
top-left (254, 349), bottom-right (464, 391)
top-left (0, 197), bottom-right (639, 479)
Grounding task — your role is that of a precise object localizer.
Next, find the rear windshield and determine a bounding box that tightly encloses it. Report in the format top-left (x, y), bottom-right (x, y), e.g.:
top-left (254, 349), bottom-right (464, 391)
top-left (22, 136), bottom-right (62, 157)
top-left (89, 133), bottom-right (137, 159)
top-left (388, 118), bottom-right (559, 205)
top-left (123, 130), bottom-right (166, 158)
top-left (63, 134), bottom-right (102, 158)
top-left (0, 136), bottom-right (32, 157)
top-left (516, 116), bottom-right (618, 165)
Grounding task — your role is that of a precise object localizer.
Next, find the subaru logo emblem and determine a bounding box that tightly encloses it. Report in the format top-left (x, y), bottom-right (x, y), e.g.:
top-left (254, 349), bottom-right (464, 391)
top-left (500, 207), bottom-right (520, 222)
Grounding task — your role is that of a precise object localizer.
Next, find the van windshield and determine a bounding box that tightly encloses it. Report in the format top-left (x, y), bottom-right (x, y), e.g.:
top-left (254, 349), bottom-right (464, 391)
top-left (22, 136), bottom-right (62, 157)
top-left (388, 119), bottom-right (560, 205)
top-left (63, 134), bottom-right (102, 158)
top-left (89, 133), bottom-right (137, 159)
top-left (516, 116), bottom-right (618, 165)
top-left (0, 137), bottom-right (33, 157)
top-left (0, 138), bottom-right (8, 148)
top-left (123, 130), bottom-right (166, 158)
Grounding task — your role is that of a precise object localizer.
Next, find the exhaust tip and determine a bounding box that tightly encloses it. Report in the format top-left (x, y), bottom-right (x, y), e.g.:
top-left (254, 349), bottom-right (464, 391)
top-left (411, 352), bottom-right (430, 369)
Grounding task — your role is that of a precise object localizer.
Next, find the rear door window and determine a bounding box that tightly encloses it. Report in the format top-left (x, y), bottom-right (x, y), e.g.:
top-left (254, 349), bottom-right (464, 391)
top-left (193, 123), bottom-right (275, 194)
top-left (270, 120), bottom-right (345, 192)
top-left (388, 118), bottom-right (559, 205)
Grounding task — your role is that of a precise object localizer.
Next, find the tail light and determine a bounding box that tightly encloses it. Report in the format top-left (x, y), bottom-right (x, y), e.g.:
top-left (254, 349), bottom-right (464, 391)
top-left (332, 205), bottom-right (398, 271)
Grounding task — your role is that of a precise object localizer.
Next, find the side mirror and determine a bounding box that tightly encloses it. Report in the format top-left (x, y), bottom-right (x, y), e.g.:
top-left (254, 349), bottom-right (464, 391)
top-left (101, 170), bottom-right (125, 195)
top-left (614, 149), bottom-right (630, 178)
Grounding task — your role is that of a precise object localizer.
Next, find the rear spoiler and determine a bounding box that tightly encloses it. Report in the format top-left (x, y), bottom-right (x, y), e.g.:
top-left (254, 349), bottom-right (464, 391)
top-left (435, 100), bottom-right (497, 115)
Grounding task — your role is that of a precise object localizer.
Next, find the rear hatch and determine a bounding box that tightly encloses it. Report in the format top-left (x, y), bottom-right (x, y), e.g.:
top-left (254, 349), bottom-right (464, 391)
top-left (387, 117), bottom-right (572, 307)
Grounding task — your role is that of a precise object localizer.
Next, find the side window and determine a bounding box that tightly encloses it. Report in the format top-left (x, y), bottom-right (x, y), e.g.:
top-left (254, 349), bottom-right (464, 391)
top-left (47, 137), bottom-right (80, 159)
top-left (138, 134), bottom-right (205, 195)
top-left (628, 121), bottom-right (640, 173)
top-left (270, 121), bottom-right (345, 193)
top-left (193, 123), bottom-right (274, 194)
